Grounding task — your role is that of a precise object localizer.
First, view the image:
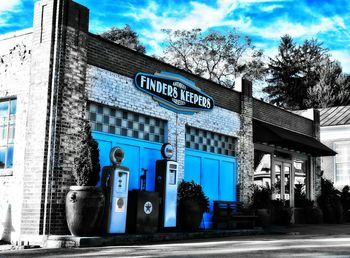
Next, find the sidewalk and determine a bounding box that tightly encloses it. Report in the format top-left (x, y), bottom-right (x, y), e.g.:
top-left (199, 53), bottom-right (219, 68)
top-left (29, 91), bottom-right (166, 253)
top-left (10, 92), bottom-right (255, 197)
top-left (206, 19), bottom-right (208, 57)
top-left (287, 223), bottom-right (350, 236)
top-left (45, 223), bottom-right (350, 248)
top-left (2, 224), bottom-right (350, 251)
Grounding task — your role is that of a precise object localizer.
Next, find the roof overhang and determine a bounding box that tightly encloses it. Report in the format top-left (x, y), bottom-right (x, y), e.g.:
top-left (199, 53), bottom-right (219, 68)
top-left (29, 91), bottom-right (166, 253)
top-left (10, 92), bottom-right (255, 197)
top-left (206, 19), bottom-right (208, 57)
top-left (253, 120), bottom-right (337, 157)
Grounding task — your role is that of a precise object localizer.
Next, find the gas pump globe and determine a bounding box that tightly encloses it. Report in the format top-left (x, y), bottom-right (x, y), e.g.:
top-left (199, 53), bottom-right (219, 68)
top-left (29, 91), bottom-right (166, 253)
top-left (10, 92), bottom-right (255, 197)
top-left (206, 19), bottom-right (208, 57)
top-left (155, 143), bottom-right (178, 229)
top-left (101, 147), bottom-right (130, 234)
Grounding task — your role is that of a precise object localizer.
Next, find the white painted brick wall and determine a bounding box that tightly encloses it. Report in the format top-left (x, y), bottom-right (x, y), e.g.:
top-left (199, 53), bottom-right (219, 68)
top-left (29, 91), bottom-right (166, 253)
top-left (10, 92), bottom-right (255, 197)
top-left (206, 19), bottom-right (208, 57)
top-left (86, 65), bottom-right (241, 182)
top-left (0, 30), bottom-right (32, 242)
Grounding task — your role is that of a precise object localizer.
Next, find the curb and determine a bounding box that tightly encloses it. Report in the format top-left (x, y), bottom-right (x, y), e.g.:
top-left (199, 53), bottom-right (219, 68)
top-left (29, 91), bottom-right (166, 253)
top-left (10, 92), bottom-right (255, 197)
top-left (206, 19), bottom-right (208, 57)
top-left (45, 228), bottom-right (265, 248)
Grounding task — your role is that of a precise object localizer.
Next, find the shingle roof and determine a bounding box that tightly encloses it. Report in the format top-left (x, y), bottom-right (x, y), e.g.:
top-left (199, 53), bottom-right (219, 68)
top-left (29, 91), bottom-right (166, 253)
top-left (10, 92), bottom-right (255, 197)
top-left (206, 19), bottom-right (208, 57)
top-left (320, 106), bottom-right (350, 126)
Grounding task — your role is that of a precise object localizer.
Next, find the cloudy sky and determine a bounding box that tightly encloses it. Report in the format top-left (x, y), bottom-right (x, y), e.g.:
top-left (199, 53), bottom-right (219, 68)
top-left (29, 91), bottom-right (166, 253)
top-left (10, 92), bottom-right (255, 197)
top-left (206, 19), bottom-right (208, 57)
top-left (1, 0), bottom-right (350, 73)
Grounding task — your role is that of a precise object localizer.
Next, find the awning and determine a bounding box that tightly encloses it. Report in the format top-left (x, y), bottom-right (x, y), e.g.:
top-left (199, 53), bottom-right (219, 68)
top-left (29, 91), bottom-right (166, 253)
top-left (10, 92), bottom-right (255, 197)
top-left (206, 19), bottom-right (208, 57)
top-left (253, 120), bottom-right (337, 157)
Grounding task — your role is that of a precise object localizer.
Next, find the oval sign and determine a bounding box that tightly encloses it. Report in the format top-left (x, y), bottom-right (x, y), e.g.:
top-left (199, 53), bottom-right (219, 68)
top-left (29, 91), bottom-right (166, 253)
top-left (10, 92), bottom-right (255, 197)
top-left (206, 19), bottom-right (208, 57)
top-left (134, 71), bottom-right (214, 114)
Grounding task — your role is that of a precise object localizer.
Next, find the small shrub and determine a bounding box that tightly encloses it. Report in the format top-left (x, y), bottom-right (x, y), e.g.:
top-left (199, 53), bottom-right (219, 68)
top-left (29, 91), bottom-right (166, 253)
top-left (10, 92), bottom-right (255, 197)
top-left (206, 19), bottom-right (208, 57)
top-left (73, 121), bottom-right (100, 186)
top-left (295, 183), bottom-right (314, 208)
top-left (341, 185), bottom-right (350, 222)
top-left (250, 184), bottom-right (272, 209)
top-left (317, 177), bottom-right (343, 223)
top-left (178, 180), bottom-right (210, 213)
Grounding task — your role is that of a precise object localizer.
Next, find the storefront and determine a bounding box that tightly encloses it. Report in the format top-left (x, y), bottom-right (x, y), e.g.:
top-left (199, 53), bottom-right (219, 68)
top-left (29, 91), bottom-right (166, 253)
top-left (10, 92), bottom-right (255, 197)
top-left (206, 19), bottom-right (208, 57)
top-left (0, 0), bottom-right (335, 245)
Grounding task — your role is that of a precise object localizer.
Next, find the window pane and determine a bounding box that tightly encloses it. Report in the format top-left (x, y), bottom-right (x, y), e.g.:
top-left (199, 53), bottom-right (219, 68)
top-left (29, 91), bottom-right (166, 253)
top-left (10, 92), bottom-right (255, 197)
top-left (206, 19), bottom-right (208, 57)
top-left (10, 100), bottom-right (16, 115)
top-left (0, 147), bottom-right (5, 169)
top-left (335, 141), bottom-right (350, 184)
top-left (0, 99), bottom-right (16, 170)
top-left (6, 145), bottom-right (13, 168)
top-left (0, 125), bottom-right (7, 146)
top-left (8, 124), bottom-right (15, 144)
top-left (0, 102), bottom-right (8, 117)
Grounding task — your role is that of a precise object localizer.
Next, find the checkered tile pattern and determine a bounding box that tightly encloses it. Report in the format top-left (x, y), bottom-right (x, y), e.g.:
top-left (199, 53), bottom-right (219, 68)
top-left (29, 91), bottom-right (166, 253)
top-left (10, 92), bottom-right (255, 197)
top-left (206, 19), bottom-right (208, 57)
top-left (186, 127), bottom-right (236, 156)
top-left (88, 102), bottom-right (165, 143)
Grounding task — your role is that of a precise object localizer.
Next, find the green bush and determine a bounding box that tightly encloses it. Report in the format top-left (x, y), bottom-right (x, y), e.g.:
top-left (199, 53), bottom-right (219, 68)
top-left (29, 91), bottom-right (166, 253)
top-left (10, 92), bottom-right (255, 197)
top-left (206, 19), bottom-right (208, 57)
top-left (317, 177), bottom-right (343, 223)
top-left (294, 183), bottom-right (314, 208)
top-left (178, 180), bottom-right (210, 213)
top-left (250, 184), bottom-right (272, 209)
top-left (73, 122), bottom-right (100, 186)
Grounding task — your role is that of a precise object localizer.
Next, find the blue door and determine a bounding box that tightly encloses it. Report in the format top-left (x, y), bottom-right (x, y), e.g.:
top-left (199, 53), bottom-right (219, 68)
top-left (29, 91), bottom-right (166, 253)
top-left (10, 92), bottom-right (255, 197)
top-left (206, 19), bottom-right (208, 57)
top-left (93, 131), bottom-right (162, 191)
top-left (185, 149), bottom-right (237, 228)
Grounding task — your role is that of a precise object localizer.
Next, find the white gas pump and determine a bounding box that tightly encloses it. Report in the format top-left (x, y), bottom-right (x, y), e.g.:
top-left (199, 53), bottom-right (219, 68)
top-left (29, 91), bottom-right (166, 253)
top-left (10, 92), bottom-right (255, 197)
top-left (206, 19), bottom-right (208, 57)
top-left (155, 143), bottom-right (178, 229)
top-left (101, 147), bottom-right (129, 233)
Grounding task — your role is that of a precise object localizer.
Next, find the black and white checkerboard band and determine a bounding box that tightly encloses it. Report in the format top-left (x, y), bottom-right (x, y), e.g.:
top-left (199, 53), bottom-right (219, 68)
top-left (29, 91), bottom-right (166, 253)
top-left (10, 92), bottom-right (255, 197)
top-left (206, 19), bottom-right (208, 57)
top-left (88, 102), bottom-right (165, 143)
top-left (186, 126), bottom-right (235, 156)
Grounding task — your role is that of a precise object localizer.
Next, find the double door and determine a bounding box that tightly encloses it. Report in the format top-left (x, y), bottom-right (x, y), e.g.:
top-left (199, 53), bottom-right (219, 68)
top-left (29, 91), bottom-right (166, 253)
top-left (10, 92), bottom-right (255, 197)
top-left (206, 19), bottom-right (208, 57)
top-left (273, 161), bottom-right (293, 207)
top-left (92, 132), bottom-right (162, 191)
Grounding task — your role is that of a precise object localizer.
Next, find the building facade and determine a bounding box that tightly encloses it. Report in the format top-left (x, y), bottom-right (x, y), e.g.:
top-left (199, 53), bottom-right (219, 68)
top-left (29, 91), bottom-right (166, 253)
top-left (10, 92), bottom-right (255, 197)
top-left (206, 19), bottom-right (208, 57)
top-left (0, 0), bottom-right (335, 245)
top-left (320, 106), bottom-right (350, 189)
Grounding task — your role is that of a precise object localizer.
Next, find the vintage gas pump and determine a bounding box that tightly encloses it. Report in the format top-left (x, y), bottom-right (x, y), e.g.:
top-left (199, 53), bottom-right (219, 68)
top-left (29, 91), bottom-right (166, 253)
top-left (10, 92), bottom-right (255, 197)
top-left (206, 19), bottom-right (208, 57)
top-left (101, 147), bottom-right (129, 234)
top-left (155, 143), bottom-right (178, 229)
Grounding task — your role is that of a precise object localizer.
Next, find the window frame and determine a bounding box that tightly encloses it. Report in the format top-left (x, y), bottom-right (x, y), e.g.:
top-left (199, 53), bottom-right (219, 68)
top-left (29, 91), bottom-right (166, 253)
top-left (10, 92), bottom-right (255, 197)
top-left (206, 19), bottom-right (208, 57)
top-left (0, 98), bottom-right (16, 176)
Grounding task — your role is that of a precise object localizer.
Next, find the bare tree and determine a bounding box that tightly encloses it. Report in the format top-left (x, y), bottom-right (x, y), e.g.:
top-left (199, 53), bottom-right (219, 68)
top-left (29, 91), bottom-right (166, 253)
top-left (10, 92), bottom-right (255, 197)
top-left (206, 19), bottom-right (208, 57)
top-left (161, 29), bottom-right (266, 89)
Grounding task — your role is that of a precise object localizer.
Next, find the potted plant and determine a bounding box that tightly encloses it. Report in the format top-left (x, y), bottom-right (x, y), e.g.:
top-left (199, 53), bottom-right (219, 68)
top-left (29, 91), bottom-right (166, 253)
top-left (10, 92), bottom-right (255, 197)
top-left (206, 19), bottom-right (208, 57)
top-left (177, 180), bottom-right (210, 231)
top-left (294, 183), bottom-right (323, 224)
top-left (294, 183), bottom-right (308, 224)
top-left (341, 185), bottom-right (350, 222)
top-left (250, 184), bottom-right (272, 227)
top-left (271, 199), bottom-right (293, 226)
top-left (317, 177), bottom-right (343, 223)
top-left (65, 122), bottom-right (105, 236)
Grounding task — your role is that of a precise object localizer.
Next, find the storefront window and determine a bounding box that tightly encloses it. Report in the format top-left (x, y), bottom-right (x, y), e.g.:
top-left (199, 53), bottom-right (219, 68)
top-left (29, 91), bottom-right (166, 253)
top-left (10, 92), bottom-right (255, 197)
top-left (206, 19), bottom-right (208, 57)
top-left (0, 99), bottom-right (16, 169)
top-left (274, 163), bottom-right (282, 199)
top-left (254, 150), bottom-right (271, 188)
top-left (294, 160), bottom-right (308, 207)
top-left (334, 141), bottom-right (350, 184)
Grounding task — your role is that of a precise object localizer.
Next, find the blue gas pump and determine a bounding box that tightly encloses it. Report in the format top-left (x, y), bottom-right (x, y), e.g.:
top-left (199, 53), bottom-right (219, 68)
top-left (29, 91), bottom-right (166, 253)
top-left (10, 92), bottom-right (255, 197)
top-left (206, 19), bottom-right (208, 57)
top-left (101, 147), bottom-right (129, 233)
top-left (155, 143), bottom-right (178, 229)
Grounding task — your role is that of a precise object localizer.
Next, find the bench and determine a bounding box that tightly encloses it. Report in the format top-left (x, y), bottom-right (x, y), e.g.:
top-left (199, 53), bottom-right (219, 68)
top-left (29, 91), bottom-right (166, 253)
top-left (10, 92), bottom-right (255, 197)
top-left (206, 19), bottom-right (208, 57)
top-left (212, 201), bottom-right (257, 229)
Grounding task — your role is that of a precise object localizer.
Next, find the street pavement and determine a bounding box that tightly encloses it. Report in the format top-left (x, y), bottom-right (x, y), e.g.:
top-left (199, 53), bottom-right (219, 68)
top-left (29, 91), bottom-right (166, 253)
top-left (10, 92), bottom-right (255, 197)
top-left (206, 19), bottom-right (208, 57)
top-left (2, 224), bottom-right (350, 257)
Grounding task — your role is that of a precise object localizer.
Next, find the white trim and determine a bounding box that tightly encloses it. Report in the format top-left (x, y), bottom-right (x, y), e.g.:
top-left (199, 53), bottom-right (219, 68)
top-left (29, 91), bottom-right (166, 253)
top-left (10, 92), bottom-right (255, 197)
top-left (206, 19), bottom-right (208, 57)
top-left (0, 28), bottom-right (33, 41)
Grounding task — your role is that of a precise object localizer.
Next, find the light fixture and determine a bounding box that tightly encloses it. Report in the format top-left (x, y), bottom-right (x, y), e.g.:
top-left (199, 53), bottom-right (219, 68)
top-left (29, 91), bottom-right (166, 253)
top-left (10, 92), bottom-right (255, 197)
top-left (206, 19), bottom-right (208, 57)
top-left (316, 170), bottom-right (324, 177)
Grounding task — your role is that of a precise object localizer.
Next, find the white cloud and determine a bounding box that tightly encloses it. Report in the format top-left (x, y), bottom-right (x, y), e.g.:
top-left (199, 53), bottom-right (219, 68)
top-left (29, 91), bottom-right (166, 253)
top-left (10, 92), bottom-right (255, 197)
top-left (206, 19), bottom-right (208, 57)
top-left (0, 0), bottom-right (22, 27)
top-left (250, 16), bottom-right (346, 39)
top-left (132, 0), bottom-right (242, 32)
top-left (127, 0), bottom-right (347, 56)
top-left (0, 0), bottom-right (21, 14)
top-left (260, 4), bottom-right (283, 12)
top-left (238, 0), bottom-right (288, 3)
top-left (129, 0), bottom-right (252, 53)
top-left (331, 50), bottom-right (350, 74)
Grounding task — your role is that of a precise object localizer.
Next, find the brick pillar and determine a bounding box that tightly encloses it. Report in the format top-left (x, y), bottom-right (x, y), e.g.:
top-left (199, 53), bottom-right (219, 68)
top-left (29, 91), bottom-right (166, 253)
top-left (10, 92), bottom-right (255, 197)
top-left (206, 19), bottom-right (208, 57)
top-left (45, 0), bottom-right (89, 235)
top-left (22, 0), bottom-right (60, 241)
top-left (237, 79), bottom-right (254, 206)
top-left (313, 109), bottom-right (322, 199)
top-left (22, 0), bottom-right (89, 241)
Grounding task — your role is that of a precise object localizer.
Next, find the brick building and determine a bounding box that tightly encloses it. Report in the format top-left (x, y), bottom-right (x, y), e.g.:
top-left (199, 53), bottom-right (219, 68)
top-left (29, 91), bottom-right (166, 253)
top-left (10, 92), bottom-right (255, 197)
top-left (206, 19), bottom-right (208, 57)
top-left (0, 0), bottom-right (335, 245)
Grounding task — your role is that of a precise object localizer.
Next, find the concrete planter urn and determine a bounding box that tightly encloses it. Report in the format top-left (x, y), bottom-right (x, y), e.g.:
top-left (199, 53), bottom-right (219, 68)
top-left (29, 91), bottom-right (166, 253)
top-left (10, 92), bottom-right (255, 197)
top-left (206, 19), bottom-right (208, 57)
top-left (305, 206), bottom-right (323, 224)
top-left (178, 199), bottom-right (204, 231)
top-left (65, 122), bottom-right (103, 236)
top-left (177, 181), bottom-right (210, 231)
top-left (255, 208), bottom-right (271, 228)
top-left (66, 186), bottom-right (105, 236)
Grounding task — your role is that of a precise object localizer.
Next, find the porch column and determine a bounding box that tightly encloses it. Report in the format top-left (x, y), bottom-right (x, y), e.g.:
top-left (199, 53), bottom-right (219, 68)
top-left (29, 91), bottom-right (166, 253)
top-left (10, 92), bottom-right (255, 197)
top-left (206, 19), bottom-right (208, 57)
top-left (237, 79), bottom-right (254, 206)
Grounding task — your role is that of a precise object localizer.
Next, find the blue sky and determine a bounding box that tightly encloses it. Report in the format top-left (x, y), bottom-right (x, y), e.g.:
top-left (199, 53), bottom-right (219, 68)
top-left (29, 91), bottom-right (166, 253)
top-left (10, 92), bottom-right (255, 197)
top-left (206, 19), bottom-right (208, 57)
top-left (1, 0), bottom-right (350, 73)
